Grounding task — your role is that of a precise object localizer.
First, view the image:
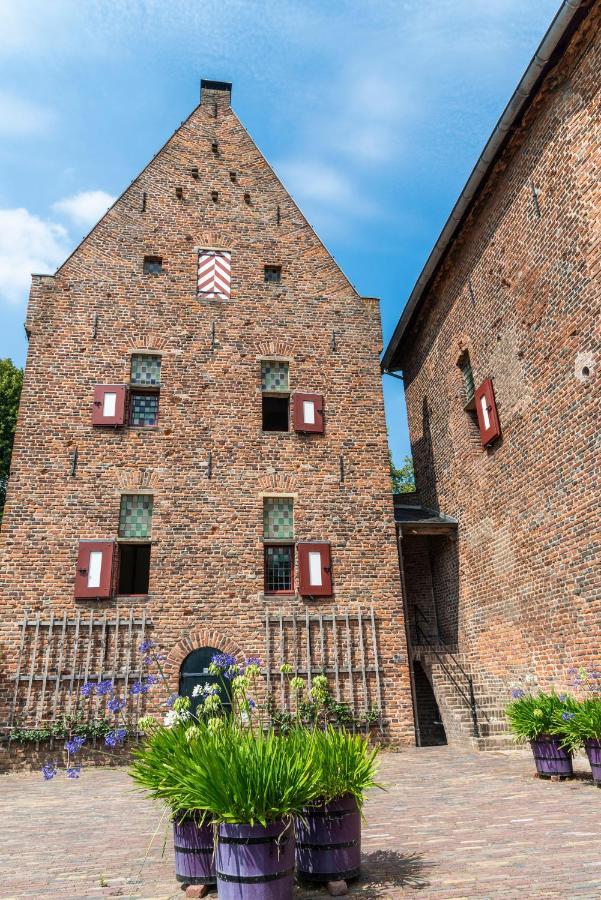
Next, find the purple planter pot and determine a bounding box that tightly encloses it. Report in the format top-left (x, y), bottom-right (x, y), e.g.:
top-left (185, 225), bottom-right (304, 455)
top-left (217, 819), bottom-right (295, 900)
top-left (530, 736), bottom-right (573, 779)
top-left (173, 815), bottom-right (216, 886)
top-left (585, 739), bottom-right (601, 787)
top-left (295, 794), bottom-right (361, 883)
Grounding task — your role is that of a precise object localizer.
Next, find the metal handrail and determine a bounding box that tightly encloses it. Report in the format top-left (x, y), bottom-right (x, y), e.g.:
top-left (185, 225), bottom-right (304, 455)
top-left (414, 609), bottom-right (479, 738)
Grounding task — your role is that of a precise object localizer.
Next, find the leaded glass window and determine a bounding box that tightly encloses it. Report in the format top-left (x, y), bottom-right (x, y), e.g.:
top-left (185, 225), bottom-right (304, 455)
top-left (261, 361), bottom-right (289, 393)
top-left (130, 392), bottom-right (159, 427)
top-left (263, 497), bottom-right (294, 540)
top-left (131, 354), bottom-right (161, 386)
top-left (264, 545), bottom-right (293, 593)
top-left (119, 494), bottom-right (153, 539)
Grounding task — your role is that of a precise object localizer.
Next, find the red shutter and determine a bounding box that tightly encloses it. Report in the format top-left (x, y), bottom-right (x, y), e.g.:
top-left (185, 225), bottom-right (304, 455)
top-left (298, 542), bottom-right (332, 596)
top-left (474, 379), bottom-right (501, 446)
top-left (293, 393), bottom-right (324, 433)
top-left (91, 385), bottom-right (127, 426)
top-left (74, 540), bottom-right (115, 599)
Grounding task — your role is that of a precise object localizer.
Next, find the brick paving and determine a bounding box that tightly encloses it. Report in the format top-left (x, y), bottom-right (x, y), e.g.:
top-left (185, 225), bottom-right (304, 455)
top-left (1, 747), bottom-right (600, 899)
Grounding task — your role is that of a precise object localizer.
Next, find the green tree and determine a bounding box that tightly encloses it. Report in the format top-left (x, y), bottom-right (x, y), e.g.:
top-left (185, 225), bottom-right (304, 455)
top-left (390, 453), bottom-right (415, 494)
top-left (0, 359), bottom-right (24, 522)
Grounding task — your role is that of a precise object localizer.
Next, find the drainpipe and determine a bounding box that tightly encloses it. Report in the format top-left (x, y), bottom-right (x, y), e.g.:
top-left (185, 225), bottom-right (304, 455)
top-left (396, 528), bottom-right (421, 747)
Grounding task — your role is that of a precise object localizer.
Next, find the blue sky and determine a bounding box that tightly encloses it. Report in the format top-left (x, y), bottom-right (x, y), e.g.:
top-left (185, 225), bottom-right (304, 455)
top-left (0, 0), bottom-right (560, 462)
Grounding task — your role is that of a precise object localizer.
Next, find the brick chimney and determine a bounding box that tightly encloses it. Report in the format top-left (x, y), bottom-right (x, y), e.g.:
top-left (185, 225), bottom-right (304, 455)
top-left (200, 79), bottom-right (232, 113)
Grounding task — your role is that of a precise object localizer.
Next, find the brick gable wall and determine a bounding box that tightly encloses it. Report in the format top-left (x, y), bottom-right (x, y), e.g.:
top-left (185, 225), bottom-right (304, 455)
top-left (0, 83), bottom-right (414, 743)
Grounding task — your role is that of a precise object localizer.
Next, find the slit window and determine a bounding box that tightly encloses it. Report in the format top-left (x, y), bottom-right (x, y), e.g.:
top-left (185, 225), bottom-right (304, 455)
top-left (143, 255), bottom-right (163, 275)
top-left (118, 543), bottom-right (151, 595)
top-left (261, 361), bottom-right (289, 432)
top-left (458, 352), bottom-right (476, 410)
top-left (264, 265), bottom-right (282, 283)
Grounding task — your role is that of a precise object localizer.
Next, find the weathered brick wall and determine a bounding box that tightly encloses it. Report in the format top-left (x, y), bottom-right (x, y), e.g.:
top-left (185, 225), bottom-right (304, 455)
top-left (0, 83), bottom-right (414, 743)
top-left (398, 10), bottom-right (600, 701)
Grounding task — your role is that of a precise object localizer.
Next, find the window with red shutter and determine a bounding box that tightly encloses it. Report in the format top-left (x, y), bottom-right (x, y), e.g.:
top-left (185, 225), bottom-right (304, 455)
top-left (298, 542), bottom-right (332, 596)
top-left (91, 385), bottom-right (127, 426)
top-left (474, 378), bottom-right (501, 447)
top-left (292, 392), bottom-right (324, 434)
top-left (74, 540), bottom-right (115, 599)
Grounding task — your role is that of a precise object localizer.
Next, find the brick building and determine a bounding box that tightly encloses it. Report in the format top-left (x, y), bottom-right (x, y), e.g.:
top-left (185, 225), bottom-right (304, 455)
top-left (383, 1), bottom-right (600, 748)
top-left (0, 80), bottom-right (415, 745)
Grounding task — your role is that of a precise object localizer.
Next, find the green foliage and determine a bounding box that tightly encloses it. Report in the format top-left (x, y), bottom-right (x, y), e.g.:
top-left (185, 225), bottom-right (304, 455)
top-left (0, 358), bottom-right (23, 521)
top-left (552, 698), bottom-right (601, 753)
top-left (266, 692), bottom-right (381, 733)
top-left (505, 691), bottom-right (578, 741)
top-left (130, 721), bottom-right (320, 826)
top-left (390, 453), bottom-right (415, 494)
top-left (9, 715), bottom-right (118, 745)
top-left (310, 726), bottom-right (381, 807)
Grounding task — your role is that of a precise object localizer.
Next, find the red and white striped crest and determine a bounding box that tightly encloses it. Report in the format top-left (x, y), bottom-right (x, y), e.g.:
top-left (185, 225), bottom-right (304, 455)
top-left (197, 250), bottom-right (231, 299)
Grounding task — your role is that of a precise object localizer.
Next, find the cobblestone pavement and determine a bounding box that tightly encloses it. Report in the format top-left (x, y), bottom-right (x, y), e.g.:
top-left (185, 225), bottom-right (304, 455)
top-left (1, 746), bottom-right (600, 899)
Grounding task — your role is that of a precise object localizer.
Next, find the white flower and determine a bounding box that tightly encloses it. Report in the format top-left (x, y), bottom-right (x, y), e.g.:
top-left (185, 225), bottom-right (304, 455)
top-left (163, 709), bottom-right (191, 728)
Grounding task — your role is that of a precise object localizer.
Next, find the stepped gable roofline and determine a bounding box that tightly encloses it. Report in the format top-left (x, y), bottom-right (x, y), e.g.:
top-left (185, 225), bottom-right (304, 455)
top-left (381, 0), bottom-right (594, 374)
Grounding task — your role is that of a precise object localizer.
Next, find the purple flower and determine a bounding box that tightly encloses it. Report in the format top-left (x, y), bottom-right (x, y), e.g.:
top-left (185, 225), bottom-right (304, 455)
top-left (211, 652), bottom-right (237, 670)
top-left (562, 711), bottom-right (575, 721)
top-left (42, 763), bottom-right (58, 780)
top-left (105, 728), bottom-right (127, 748)
top-left (80, 681), bottom-right (95, 697)
top-left (129, 680), bottom-right (149, 695)
top-left (66, 766), bottom-right (81, 779)
top-left (165, 693), bottom-right (178, 708)
top-left (107, 697), bottom-right (126, 714)
top-left (559, 694), bottom-right (567, 702)
top-left (511, 689), bottom-right (525, 699)
top-left (95, 679), bottom-right (114, 697)
top-left (139, 640), bottom-right (155, 653)
top-left (244, 657), bottom-right (262, 668)
top-left (145, 674), bottom-right (159, 686)
top-left (64, 736), bottom-right (86, 755)
top-left (248, 698), bottom-right (256, 709)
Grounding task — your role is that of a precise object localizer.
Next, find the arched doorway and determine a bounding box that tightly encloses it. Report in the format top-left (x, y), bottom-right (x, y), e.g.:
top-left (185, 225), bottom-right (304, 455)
top-left (179, 647), bottom-right (232, 718)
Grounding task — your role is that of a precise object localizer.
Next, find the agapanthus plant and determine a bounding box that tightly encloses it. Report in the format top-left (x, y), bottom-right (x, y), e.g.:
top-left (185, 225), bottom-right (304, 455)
top-left (551, 697), bottom-right (601, 753)
top-left (505, 690), bottom-right (578, 741)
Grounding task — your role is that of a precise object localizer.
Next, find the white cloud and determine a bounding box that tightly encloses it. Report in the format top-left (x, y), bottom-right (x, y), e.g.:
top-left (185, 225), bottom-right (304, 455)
top-left (0, 91), bottom-right (55, 137)
top-left (52, 190), bottom-right (116, 228)
top-left (0, 208), bottom-right (69, 305)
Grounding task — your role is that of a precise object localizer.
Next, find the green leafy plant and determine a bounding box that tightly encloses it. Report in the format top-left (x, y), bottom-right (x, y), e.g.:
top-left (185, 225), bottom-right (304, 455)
top-left (505, 691), bottom-right (578, 741)
top-left (552, 698), bottom-right (601, 753)
top-left (10, 715), bottom-right (119, 745)
top-left (310, 725), bottom-right (381, 808)
top-left (131, 720), bottom-right (319, 826)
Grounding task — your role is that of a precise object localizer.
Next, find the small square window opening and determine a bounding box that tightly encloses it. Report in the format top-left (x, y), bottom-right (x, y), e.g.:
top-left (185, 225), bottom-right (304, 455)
top-left (264, 265), bottom-right (282, 283)
top-left (118, 544), bottom-right (151, 595)
top-left (264, 545), bottom-right (294, 594)
top-left (143, 255), bottom-right (163, 275)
